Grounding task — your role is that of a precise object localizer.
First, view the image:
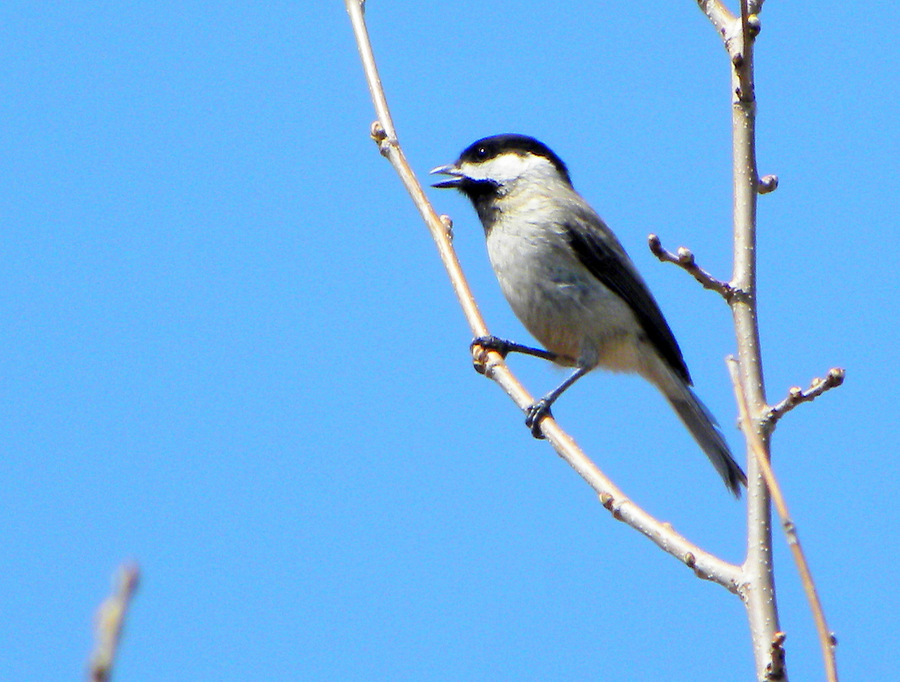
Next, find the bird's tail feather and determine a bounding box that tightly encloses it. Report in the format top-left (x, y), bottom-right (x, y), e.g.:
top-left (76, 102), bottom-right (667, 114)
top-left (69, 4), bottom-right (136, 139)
top-left (664, 382), bottom-right (747, 496)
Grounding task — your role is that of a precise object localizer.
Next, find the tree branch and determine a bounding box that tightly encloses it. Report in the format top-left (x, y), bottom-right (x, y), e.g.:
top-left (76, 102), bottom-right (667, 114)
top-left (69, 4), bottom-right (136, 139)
top-left (697, 0), bottom-right (786, 678)
top-left (648, 233), bottom-right (736, 300)
top-left (87, 563), bottom-right (140, 682)
top-left (765, 368), bottom-right (845, 427)
top-left (699, 1), bottom-right (840, 677)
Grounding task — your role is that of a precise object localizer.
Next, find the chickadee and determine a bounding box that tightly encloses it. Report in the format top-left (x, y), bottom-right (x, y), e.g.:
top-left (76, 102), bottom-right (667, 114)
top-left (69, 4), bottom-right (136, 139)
top-left (431, 134), bottom-right (746, 495)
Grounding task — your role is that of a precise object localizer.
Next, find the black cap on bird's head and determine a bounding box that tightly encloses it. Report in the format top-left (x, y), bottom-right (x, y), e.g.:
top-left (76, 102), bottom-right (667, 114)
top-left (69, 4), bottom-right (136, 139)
top-left (457, 134), bottom-right (570, 183)
top-left (430, 134), bottom-right (572, 193)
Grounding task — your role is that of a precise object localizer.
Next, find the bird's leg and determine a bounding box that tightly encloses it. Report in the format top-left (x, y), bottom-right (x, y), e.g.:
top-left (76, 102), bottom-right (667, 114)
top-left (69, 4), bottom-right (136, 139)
top-left (525, 365), bottom-right (591, 439)
top-left (470, 335), bottom-right (560, 362)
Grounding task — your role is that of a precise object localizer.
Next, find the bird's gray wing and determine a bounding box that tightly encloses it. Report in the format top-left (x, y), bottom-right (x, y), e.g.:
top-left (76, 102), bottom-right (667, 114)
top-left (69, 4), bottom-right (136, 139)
top-left (563, 212), bottom-right (692, 384)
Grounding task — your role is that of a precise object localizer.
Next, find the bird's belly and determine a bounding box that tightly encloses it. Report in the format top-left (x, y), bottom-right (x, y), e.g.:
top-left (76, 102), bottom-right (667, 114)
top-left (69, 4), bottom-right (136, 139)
top-left (488, 238), bottom-right (643, 371)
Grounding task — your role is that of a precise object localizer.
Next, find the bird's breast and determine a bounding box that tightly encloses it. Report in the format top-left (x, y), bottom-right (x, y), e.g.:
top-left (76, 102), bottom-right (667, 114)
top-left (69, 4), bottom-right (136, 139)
top-left (485, 216), bottom-right (644, 370)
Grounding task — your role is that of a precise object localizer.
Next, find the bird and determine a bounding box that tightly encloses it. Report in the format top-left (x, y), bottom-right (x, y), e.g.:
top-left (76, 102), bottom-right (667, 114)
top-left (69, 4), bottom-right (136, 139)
top-left (431, 133), bottom-right (746, 495)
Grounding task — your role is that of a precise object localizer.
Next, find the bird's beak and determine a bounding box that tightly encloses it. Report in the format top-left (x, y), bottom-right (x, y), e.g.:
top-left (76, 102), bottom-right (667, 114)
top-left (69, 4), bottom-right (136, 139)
top-left (430, 164), bottom-right (465, 189)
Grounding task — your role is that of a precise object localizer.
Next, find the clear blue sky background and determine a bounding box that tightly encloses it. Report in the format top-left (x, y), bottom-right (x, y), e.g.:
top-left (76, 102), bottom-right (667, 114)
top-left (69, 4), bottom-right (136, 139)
top-left (2, 2), bottom-right (896, 680)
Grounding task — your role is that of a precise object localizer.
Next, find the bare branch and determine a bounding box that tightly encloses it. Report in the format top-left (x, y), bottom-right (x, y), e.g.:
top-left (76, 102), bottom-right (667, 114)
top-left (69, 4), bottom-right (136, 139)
top-left (766, 368), bottom-right (846, 426)
top-left (703, 0), bottom-right (840, 676)
top-left (728, 359), bottom-right (839, 682)
top-left (697, 0), bottom-right (788, 676)
top-left (648, 233), bottom-right (735, 300)
top-left (87, 563), bottom-right (140, 682)
top-left (345, 0), bottom-right (741, 591)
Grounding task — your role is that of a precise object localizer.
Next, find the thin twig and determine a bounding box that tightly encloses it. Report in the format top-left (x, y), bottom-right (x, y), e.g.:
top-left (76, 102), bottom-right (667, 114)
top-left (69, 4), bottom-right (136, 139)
top-left (765, 368), bottom-right (845, 426)
top-left (648, 233), bottom-right (735, 300)
top-left (87, 563), bottom-right (140, 682)
top-left (345, 0), bottom-right (741, 591)
top-left (728, 359), bottom-right (838, 682)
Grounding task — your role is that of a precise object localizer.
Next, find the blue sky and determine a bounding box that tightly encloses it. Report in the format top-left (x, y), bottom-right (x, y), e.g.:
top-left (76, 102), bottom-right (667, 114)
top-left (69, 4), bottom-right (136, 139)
top-left (2, 2), bottom-right (897, 680)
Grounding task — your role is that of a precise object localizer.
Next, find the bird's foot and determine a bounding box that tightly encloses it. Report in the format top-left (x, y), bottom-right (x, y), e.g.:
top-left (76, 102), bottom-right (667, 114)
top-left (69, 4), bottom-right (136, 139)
top-left (471, 335), bottom-right (512, 357)
top-left (470, 335), bottom-right (511, 374)
top-left (525, 399), bottom-right (553, 439)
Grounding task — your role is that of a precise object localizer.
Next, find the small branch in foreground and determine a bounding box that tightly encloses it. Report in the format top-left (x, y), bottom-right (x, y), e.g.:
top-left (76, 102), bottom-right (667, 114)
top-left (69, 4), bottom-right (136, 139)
top-left (765, 368), bottom-right (845, 427)
top-left (88, 563), bottom-right (140, 682)
top-left (648, 233), bottom-right (735, 300)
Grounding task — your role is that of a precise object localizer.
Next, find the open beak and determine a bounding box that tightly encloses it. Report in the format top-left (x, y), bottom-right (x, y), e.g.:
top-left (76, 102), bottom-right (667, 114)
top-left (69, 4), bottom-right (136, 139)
top-left (430, 164), bottom-right (465, 189)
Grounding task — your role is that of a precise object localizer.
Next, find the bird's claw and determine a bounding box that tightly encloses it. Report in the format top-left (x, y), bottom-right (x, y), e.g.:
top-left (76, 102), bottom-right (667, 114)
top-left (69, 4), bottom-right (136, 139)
top-left (470, 335), bottom-right (510, 374)
top-left (470, 335), bottom-right (511, 357)
top-left (525, 400), bottom-right (553, 439)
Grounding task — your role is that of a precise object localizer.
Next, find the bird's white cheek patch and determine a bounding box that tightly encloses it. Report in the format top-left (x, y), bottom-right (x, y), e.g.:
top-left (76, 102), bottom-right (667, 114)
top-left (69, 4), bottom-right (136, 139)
top-left (463, 154), bottom-right (555, 184)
